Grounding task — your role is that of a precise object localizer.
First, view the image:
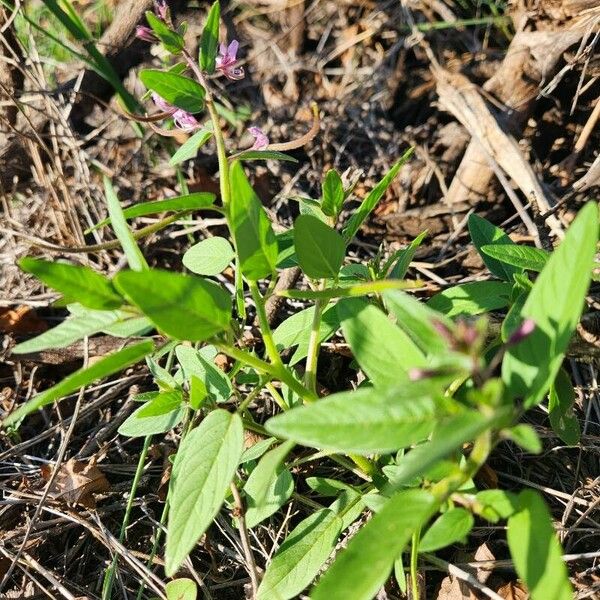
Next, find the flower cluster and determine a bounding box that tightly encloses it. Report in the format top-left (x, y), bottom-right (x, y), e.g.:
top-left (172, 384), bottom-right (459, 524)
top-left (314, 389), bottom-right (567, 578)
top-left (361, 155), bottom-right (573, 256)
top-left (152, 93), bottom-right (200, 132)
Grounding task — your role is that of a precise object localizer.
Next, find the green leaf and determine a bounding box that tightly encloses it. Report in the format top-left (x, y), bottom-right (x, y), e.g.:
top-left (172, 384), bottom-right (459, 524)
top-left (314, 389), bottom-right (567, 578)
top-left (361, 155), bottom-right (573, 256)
top-left (273, 304), bottom-right (340, 366)
top-left (548, 368), bottom-right (580, 445)
top-left (321, 169), bottom-right (344, 218)
top-left (338, 298), bottom-right (425, 387)
top-left (19, 258), bottom-right (122, 310)
top-left (175, 345), bottom-right (232, 403)
top-left (427, 281), bottom-right (512, 317)
top-left (243, 441), bottom-right (295, 528)
top-left (386, 230), bottom-right (427, 279)
top-left (118, 391), bottom-right (185, 437)
top-left (257, 509), bottom-right (343, 600)
top-left (114, 269), bottom-right (231, 341)
top-left (165, 578), bottom-right (197, 600)
top-left (145, 11), bottom-right (184, 53)
top-left (166, 410), bottom-right (244, 575)
top-left (241, 437), bottom-right (276, 463)
top-left (342, 149), bottom-right (412, 242)
top-left (12, 310), bottom-right (121, 354)
top-left (104, 177), bottom-right (147, 272)
top-left (89, 193), bottom-right (216, 232)
top-left (229, 161), bottom-right (278, 280)
top-left (481, 244), bottom-right (549, 272)
top-left (3, 341), bottom-right (154, 427)
top-left (235, 150), bottom-right (298, 163)
top-left (419, 508), bottom-right (474, 552)
top-left (140, 70), bottom-right (205, 113)
top-left (507, 490), bottom-right (572, 600)
top-left (503, 202), bottom-right (599, 407)
top-left (383, 290), bottom-right (451, 356)
top-left (475, 489), bottom-right (518, 522)
top-left (278, 278), bottom-right (421, 300)
top-left (385, 410), bottom-right (505, 492)
top-left (294, 215), bottom-right (345, 279)
top-left (505, 423), bottom-right (542, 453)
top-left (468, 213), bottom-right (523, 281)
top-left (170, 128), bottom-right (213, 166)
top-left (199, 1), bottom-right (220, 73)
top-left (310, 489), bottom-right (435, 600)
top-left (266, 383), bottom-right (439, 454)
top-left (189, 375), bottom-right (208, 410)
top-left (183, 237), bottom-right (235, 276)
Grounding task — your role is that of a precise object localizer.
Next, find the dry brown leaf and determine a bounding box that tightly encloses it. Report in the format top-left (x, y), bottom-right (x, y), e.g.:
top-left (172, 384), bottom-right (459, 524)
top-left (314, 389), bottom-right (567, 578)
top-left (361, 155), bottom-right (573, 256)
top-left (0, 306), bottom-right (47, 335)
top-left (497, 581), bottom-right (529, 599)
top-left (41, 458), bottom-right (110, 508)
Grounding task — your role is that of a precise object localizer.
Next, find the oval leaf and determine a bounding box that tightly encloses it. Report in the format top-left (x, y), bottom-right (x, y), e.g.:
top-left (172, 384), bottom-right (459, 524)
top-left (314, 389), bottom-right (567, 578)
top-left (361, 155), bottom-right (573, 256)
top-left (140, 70), bottom-right (205, 113)
top-left (294, 214), bottom-right (345, 279)
top-left (114, 269), bottom-right (231, 341)
top-left (165, 410), bottom-right (244, 575)
top-left (419, 508), bottom-right (474, 552)
top-left (427, 281), bottom-right (512, 317)
top-left (183, 237), bottom-right (235, 276)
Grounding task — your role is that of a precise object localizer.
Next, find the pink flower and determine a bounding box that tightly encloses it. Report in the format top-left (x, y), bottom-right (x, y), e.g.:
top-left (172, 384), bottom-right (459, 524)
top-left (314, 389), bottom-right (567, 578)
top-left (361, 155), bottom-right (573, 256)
top-left (216, 40), bottom-right (245, 80)
top-left (248, 127), bottom-right (269, 150)
top-left (151, 93), bottom-right (200, 132)
top-left (136, 25), bottom-right (158, 43)
top-left (154, 0), bottom-right (169, 21)
top-left (507, 318), bottom-right (536, 346)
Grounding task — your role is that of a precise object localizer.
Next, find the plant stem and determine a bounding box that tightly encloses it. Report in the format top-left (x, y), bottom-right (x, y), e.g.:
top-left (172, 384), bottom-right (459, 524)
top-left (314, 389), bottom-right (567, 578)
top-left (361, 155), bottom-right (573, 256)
top-left (304, 298), bottom-right (325, 393)
top-left (230, 482), bottom-right (261, 595)
top-left (249, 281), bottom-right (283, 367)
top-left (216, 343), bottom-right (317, 404)
top-left (102, 435), bottom-right (152, 600)
top-left (410, 527), bottom-right (421, 600)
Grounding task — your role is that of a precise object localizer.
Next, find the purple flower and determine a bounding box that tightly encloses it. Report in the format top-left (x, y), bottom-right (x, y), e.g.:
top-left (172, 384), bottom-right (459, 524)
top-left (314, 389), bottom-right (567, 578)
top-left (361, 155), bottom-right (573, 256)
top-left (248, 127), bottom-right (269, 150)
top-left (151, 93), bottom-right (200, 132)
top-left (136, 25), bottom-right (158, 43)
top-left (216, 40), bottom-right (245, 80)
top-left (154, 0), bottom-right (169, 21)
top-left (507, 318), bottom-right (536, 346)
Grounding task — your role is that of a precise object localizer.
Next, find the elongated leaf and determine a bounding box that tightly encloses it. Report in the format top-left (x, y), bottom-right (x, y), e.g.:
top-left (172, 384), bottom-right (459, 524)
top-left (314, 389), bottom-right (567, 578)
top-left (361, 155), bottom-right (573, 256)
top-left (257, 509), bottom-right (343, 600)
top-left (266, 383), bottom-right (439, 454)
top-left (235, 150), bottom-right (298, 163)
top-left (385, 409), bottom-right (505, 493)
top-left (229, 161), bottom-right (278, 280)
top-left (183, 237), bottom-right (235, 276)
top-left (427, 281), bottom-right (512, 317)
top-left (338, 298), bottom-right (425, 387)
top-left (104, 177), bottom-right (147, 271)
top-left (321, 169), bottom-right (344, 218)
top-left (548, 368), bottom-right (580, 445)
top-left (273, 304), bottom-right (340, 366)
top-left (481, 244), bottom-right (549, 272)
top-left (199, 1), bottom-right (220, 73)
top-left (175, 345), bottom-right (232, 403)
top-left (419, 508), bottom-right (474, 552)
top-left (294, 215), bottom-right (345, 279)
top-left (507, 490), bottom-right (572, 600)
top-left (118, 391), bottom-right (185, 437)
top-left (386, 230), bottom-right (427, 279)
top-left (468, 213), bottom-right (522, 281)
top-left (311, 489), bottom-right (435, 600)
top-left (278, 278), bottom-right (421, 300)
top-left (503, 202), bottom-right (599, 407)
top-left (19, 258), bottom-right (122, 310)
top-left (170, 128), bottom-right (213, 166)
top-left (383, 290), bottom-right (451, 356)
top-left (145, 11), bottom-right (184, 53)
top-left (89, 193), bottom-right (215, 232)
top-left (166, 410), bottom-right (243, 575)
top-left (114, 269), bottom-right (231, 341)
top-left (343, 149), bottom-right (412, 242)
top-left (140, 70), bottom-right (205, 113)
top-left (12, 310), bottom-right (121, 354)
top-left (3, 341), bottom-right (154, 427)
top-left (243, 441), bottom-right (295, 527)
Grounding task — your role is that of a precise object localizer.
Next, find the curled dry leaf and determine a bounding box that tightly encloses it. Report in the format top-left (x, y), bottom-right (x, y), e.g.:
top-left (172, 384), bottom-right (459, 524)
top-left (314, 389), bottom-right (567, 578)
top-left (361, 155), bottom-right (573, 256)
top-left (497, 581), bottom-right (528, 600)
top-left (40, 458), bottom-right (110, 508)
top-left (0, 306), bottom-right (47, 335)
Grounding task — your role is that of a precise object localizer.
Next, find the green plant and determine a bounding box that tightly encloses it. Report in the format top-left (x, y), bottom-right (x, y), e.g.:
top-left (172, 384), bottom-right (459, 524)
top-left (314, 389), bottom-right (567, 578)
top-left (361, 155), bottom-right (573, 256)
top-left (5, 3), bottom-right (598, 599)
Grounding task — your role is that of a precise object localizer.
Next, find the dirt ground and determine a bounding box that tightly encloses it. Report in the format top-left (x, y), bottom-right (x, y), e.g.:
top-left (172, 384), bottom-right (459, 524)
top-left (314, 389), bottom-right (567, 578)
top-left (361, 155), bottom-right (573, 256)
top-left (1, 0), bottom-right (600, 598)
